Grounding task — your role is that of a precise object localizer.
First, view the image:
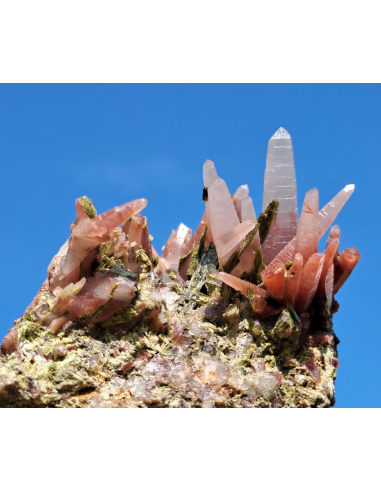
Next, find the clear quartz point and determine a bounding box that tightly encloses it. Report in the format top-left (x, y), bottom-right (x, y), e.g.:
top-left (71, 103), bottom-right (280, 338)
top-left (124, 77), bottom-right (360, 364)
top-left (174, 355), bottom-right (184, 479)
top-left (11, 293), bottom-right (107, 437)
top-left (261, 127), bottom-right (298, 265)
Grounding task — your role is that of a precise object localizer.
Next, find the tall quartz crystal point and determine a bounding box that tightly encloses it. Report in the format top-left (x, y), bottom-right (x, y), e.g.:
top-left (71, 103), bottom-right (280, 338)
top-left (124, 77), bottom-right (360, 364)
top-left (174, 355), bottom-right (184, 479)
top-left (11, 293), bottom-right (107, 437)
top-left (261, 127), bottom-right (298, 265)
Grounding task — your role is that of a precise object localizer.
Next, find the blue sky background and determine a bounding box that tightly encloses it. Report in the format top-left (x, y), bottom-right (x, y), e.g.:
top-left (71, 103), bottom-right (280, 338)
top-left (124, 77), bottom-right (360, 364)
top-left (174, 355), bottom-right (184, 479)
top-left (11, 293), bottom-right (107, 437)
top-left (0, 84), bottom-right (378, 407)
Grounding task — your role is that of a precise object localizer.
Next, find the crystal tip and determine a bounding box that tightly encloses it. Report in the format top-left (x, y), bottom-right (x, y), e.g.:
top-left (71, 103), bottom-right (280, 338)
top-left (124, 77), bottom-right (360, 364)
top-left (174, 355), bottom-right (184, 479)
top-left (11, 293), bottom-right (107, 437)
top-left (271, 127), bottom-right (291, 140)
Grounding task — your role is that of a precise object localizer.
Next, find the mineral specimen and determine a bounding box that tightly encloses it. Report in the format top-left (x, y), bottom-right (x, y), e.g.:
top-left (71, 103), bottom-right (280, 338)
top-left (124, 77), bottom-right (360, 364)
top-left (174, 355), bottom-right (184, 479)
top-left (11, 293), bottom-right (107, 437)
top-left (0, 128), bottom-right (359, 408)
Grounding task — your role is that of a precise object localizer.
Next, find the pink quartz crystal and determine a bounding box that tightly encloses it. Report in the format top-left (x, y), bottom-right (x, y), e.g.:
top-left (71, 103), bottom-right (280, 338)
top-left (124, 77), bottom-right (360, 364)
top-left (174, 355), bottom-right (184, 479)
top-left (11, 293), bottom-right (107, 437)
top-left (161, 223), bottom-right (192, 273)
top-left (51, 277), bottom-right (86, 316)
top-left (215, 220), bottom-right (255, 267)
top-left (140, 217), bottom-right (153, 261)
top-left (233, 185), bottom-right (249, 221)
top-left (230, 187), bottom-right (260, 278)
top-left (261, 262), bottom-right (286, 302)
top-left (316, 237), bottom-right (340, 298)
top-left (294, 253), bottom-right (325, 314)
top-left (326, 225), bottom-right (341, 248)
top-left (333, 247), bottom-right (360, 295)
top-left (208, 177), bottom-right (240, 242)
top-left (282, 253), bottom-right (303, 306)
top-left (218, 272), bottom-right (267, 299)
top-left (89, 276), bottom-right (136, 324)
top-left (65, 272), bottom-right (135, 320)
top-left (128, 214), bottom-right (145, 246)
top-left (318, 185), bottom-right (354, 238)
top-left (294, 188), bottom-right (319, 264)
top-left (261, 128), bottom-right (298, 265)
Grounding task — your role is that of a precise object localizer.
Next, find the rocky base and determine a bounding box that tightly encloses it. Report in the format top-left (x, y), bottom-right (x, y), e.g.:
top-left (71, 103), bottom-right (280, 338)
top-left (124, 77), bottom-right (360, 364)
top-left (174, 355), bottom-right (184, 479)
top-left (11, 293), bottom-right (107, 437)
top-left (0, 272), bottom-right (339, 408)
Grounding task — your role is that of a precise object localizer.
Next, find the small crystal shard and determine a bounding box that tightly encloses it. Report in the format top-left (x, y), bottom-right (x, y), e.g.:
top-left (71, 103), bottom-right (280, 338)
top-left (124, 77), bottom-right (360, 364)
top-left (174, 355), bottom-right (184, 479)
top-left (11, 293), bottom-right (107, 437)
top-left (261, 127), bottom-right (298, 265)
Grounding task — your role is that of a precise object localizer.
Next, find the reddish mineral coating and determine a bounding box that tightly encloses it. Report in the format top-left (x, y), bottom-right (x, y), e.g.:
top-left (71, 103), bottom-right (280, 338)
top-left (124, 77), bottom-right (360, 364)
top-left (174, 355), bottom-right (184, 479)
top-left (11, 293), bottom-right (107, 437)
top-left (218, 272), bottom-right (267, 299)
top-left (261, 262), bottom-right (286, 302)
top-left (333, 247), bottom-right (360, 295)
top-left (294, 188), bottom-right (319, 264)
top-left (128, 214), bottom-right (145, 246)
top-left (294, 253), bottom-right (325, 314)
top-left (0, 326), bottom-right (18, 355)
top-left (282, 253), bottom-right (303, 306)
top-left (325, 263), bottom-right (334, 309)
top-left (316, 238), bottom-right (340, 297)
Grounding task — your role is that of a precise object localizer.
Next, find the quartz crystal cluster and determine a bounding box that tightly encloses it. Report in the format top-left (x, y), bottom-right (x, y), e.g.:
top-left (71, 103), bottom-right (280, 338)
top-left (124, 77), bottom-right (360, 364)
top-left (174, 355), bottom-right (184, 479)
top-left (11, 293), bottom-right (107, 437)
top-left (0, 128), bottom-right (359, 408)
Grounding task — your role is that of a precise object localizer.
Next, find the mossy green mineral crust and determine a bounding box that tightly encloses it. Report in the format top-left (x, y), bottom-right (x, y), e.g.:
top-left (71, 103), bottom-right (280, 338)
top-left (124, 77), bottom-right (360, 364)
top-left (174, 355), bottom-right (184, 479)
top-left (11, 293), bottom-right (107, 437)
top-left (0, 265), bottom-right (339, 408)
